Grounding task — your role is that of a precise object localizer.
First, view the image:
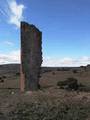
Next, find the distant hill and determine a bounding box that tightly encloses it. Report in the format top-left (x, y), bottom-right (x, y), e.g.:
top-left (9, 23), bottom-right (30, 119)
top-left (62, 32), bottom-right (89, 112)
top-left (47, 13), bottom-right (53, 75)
top-left (0, 64), bottom-right (90, 75)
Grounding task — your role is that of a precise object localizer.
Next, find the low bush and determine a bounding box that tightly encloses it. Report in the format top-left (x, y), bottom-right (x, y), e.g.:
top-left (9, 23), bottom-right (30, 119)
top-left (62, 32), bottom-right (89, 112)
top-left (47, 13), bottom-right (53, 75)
top-left (72, 70), bottom-right (78, 73)
top-left (16, 72), bottom-right (20, 76)
top-left (2, 76), bottom-right (6, 79)
top-left (57, 77), bottom-right (78, 90)
top-left (57, 77), bottom-right (90, 92)
top-left (0, 77), bottom-right (4, 83)
top-left (52, 72), bottom-right (55, 75)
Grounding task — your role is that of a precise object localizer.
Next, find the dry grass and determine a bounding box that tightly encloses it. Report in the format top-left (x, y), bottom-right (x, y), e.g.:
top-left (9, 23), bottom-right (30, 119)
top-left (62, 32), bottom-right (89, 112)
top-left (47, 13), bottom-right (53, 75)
top-left (0, 65), bottom-right (90, 119)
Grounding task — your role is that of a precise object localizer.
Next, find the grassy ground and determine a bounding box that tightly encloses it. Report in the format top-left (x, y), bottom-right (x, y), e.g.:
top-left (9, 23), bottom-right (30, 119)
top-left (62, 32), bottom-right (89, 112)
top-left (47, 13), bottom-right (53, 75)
top-left (0, 65), bottom-right (90, 119)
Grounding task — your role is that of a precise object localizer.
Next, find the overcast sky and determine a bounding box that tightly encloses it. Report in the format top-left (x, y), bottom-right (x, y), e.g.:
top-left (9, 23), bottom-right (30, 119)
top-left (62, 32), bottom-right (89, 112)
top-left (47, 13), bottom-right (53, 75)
top-left (0, 0), bottom-right (90, 66)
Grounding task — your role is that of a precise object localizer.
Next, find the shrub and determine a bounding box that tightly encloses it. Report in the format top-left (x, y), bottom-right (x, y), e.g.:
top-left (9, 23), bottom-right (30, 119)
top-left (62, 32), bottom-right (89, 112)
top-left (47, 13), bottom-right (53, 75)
top-left (79, 86), bottom-right (90, 92)
top-left (57, 68), bottom-right (61, 71)
top-left (16, 72), bottom-right (20, 76)
top-left (0, 77), bottom-right (4, 83)
top-left (52, 72), bottom-right (55, 75)
top-left (72, 70), bottom-right (78, 74)
top-left (57, 77), bottom-right (79, 90)
top-left (2, 76), bottom-right (6, 79)
top-left (0, 79), bottom-right (4, 83)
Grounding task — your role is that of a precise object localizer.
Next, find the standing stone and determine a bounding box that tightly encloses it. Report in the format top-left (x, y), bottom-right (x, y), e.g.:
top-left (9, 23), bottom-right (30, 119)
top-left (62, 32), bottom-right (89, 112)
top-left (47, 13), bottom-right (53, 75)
top-left (20, 22), bottom-right (42, 91)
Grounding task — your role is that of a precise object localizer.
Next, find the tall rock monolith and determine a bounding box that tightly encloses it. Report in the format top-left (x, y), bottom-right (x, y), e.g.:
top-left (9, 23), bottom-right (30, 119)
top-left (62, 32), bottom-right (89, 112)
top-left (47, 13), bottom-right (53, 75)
top-left (20, 22), bottom-right (42, 91)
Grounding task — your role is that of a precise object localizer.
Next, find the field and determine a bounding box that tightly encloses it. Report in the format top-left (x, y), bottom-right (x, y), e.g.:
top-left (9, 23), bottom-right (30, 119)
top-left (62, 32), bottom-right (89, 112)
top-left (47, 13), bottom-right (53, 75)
top-left (0, 64), bottom-right (90, 120)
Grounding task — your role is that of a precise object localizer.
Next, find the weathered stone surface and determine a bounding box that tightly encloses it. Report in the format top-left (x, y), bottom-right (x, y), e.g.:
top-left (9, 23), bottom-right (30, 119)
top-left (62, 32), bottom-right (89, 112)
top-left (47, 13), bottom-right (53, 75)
top-left (20, 22), bottom-right (42, 91)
